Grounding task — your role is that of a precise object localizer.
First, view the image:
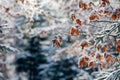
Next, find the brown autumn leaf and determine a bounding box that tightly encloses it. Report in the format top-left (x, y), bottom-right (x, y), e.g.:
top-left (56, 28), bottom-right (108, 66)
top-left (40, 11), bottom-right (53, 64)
top-left (78, 56), bottom-right (89, 68)
top-left (100, 2), bottom-right (106, 7)
top-left (52, 35), bottom-right (63, 48)
top-left (70, 27), bottom-right (76, 35)
top-left (103, 45), bottom-right (107, 52)
top-left (89, 2), bottom-right (96, 7)
top-left (58, 36), bottom-right (63, 43)
top-left (89, 14), bottom-right (99, 21)
top-left (88, 61), bottom-right (95, 68)
top-left (100, 0), bottom-right (110, 7)
top-left (96, 44), bottom-right (101, 51)
top-left (80, 41), bottom-right (92, 49)
top-left (116, 40), bottom-right (120, 52)
top-left (79, 59), bottom-right (87, 68)
top-left (79, 1), bottom-right (88, 10)
top-left (75, 29), bottom-right (80, 35)
top-left (96, 54), bottom-right (103, 61)
top-left (90, 51), bottom-right (95, 57)
top-left (71, 14), bottom-right (76, 21)
top-left (52, 39), bottom-right (61, 48)
top-left (76, 19), bottom-right (82, 25)
top-left (112, 8), bottom-right (120, 20)
top-left (70, 27), bottom-right (80, 36)
top-left (117, 39), bottom-right (120, 46)
top-left (98, 10), bottom-right (104, 17)
top-left (103, 45), bottom-right (111, 52)
top-left (117, 46), bottom-right (120, 53)
top-left (102, 0), bottom-right (110, 4)
top-left (52, 39), bottom-right (57, 46)
top-left (104, 10), bottom-right (112, 17)
top-left (104, 53), bottom-right (115, 64)
top-left (112, 14), bottom-right (117, 20)
top-left (55, 41), bottom-right (61, 48)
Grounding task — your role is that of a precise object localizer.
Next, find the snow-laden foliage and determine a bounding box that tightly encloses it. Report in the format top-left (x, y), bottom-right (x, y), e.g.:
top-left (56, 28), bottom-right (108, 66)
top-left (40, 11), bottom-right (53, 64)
top-left (0, 0), bottom-right (120, 80)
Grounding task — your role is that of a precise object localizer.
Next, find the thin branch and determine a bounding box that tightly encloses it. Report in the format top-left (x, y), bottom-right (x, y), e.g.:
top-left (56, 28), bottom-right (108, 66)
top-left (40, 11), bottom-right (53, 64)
top-left (90, 20), bottom-right (120, 24)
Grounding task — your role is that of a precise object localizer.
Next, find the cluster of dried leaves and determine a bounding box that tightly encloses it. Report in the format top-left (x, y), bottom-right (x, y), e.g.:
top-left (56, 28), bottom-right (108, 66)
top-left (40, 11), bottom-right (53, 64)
top-left (52, 0), bottom-right (120, 70)
top-left (78, 39), bottom-right (120, 69)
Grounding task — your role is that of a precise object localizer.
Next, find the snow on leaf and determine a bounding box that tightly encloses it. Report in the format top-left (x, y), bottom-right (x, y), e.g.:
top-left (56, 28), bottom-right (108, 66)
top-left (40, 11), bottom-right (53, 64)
top-left (89, 13), bottom-right (99, 21)
top-left (96, 54), bottom-right (103, 61)
top-left (52, 39), bottom-right (61, 48)
top-left (80, 41), bottom-right (92, 50)
top-left (104, 53), bottom-right (115, 65)
top-left (70, 27), bottom-right (80, 36)
top-left (88, 61), bottom-right (95, 68)
top-left (79, 1), bottom-right (88, 10)
top-left (76, 19), bottom-right (82, 25)
top-left (100, 0), bottom-right (110, 7)
top-left (71, 14), bottom-right (76, 21)
top-left (52, 36), bottom-right (63, 48)
top-left (78, 56), bottom-right (89, 68)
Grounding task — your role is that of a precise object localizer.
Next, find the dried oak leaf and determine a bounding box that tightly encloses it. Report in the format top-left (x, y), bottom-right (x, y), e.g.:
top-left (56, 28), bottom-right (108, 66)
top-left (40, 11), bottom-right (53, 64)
top-left (76, 19), bottom-right (82, 25)
top-left (90, 51), bottom-right (95, 57)
top-left (71, 14), bottom-right (76, 21)
top-left (100, 0), bottom-right (110, 7)
top-left (96, 44), bottom-right (101, 51)
top-left (79, 2), bottom-right (88, 10)
top-left (117, 46), bottom-right (120, 53)
top-left (116, 40), bottom-right (120, 52)
top-left (117, 39), bottom-right (120, 46)
top-left (104, 10), bottom-right (112, 17)
top-left (102, 0), bottom-right (110, 4)
top-left (112, 14), bottom-right (117, 20)
top-left (52, 39), bottom-right (61, 48)
top-left (80, 41), bottom-right (92, 49)
top-left (89, 14), bottom-right (99, 21)
top-left (52, 36), bottom-right (63, 48)
top-left (112, 8), bottom-right (120, 20)
top-left (88, 61), bottom-right (95, 68)
top-left (70, 27), bottom-right (80, 36)
top-left (89, 2), bottom-right (96, 7)
top-left (58, 36), bottom-right (63, 43)
top-left (75, 29), bottom-right (80, 35)
top-left (78, 56), bottom-right (89, 68)
top-left (104, 53), bottom-right (115, 64)
top-left (96, 54), bottom-right (103, 61)
top-left (103, 45), bottom-right (111, 52)
top-left (70, 27), bottom-right (75, 35)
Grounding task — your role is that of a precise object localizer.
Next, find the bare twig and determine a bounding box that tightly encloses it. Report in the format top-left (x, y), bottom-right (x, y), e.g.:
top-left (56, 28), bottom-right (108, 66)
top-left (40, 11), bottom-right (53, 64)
top-left (90, 20), bottom-right (120, 24)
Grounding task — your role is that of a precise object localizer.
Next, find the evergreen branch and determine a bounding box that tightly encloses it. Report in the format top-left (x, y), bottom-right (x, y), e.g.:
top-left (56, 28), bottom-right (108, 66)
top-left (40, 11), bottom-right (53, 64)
top-left (0, 44), bottom-right (18, 54)
top-left (106, 69), bottom-right (120, 80)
